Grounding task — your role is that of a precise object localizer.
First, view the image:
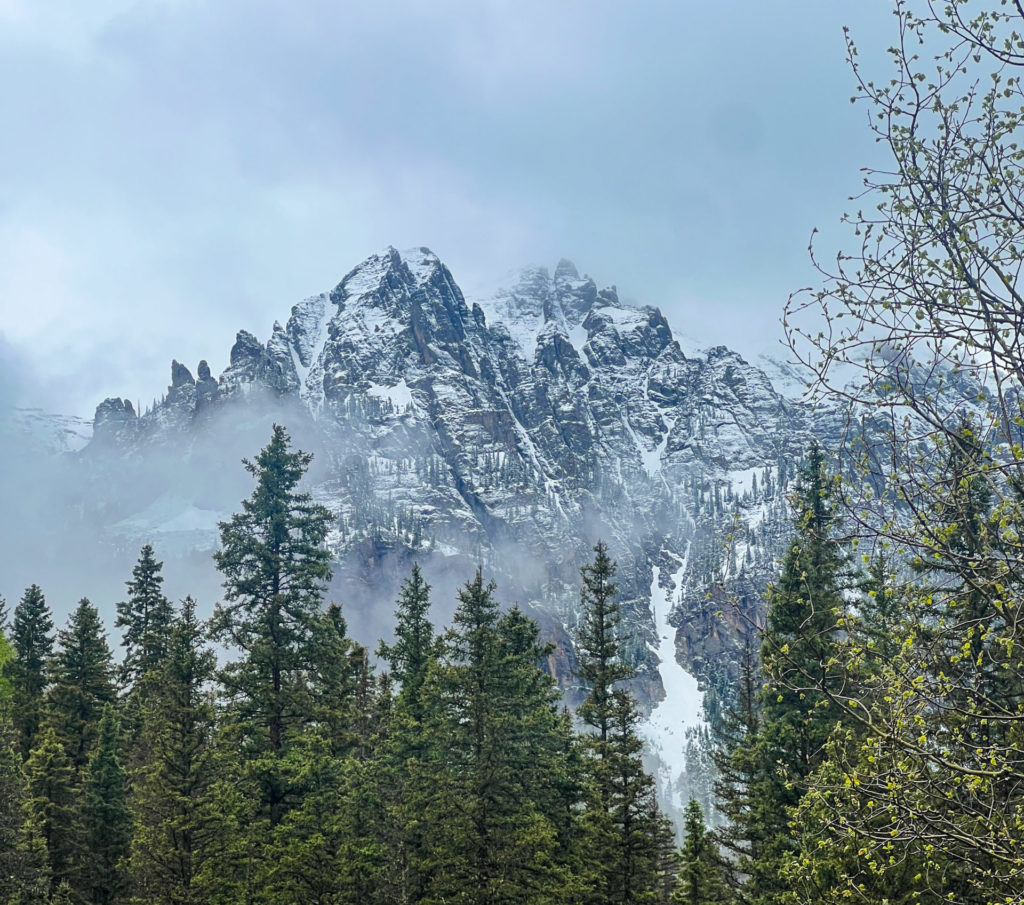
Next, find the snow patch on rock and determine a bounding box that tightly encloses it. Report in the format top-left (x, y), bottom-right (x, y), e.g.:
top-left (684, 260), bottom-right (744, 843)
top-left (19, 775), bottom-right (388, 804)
top-left (567, 323), bottom-right (588, 354)
top-left (367, 379), bottom-right (414, 410)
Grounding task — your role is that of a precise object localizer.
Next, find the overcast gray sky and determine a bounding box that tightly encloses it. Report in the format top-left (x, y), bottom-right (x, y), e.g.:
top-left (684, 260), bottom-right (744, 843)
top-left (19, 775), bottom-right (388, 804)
top-left (1, 0), bottom-right (894, 417)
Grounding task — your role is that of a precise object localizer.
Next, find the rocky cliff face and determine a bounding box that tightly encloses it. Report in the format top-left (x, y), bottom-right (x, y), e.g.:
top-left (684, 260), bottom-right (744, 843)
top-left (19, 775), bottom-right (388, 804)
top-left (82, 247), bottom-right (824, 710)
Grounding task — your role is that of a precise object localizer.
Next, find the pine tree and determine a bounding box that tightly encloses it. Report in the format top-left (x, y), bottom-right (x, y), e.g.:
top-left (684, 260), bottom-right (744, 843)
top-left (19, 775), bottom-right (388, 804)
top-left (0, 718), bottom-right (33, 903)
top-left (711, 643), bottom-right (765, 893)
top-left (82, 704), bottom-right (129, 905)
top-left (23, 727), bottom-right (78, 892)
top-left (676, 799), bottom-right (729, 905)
top-left (116, 544), bottom-right (174, 691)
top-left (716, 444), bottom-right (849, 905)
top-left (210, 424), bottom-right (332, 827)
top-left (575, 544), bottom-right (674, 904)
top-left (308, 603), bottom-right (367, 759)
top-left (377, 563), bottom-right (438, 722)
top-left (126, 596), bottom-right (222, 905)
top-left (5, 585), bottom-right (54, 758)
top-left (377, 565), bottom-right (441, 905)
top-left (47, 598), bottom-right (116, 771)
top-left (576, 542), bottom-right (631, 747)
top-left (418, 570), bottom-right (575, 905)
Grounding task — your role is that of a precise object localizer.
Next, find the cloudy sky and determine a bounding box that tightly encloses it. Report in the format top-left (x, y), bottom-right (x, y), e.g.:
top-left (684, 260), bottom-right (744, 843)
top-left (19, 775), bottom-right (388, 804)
top-left (1, 0), bottom-right (894, 417)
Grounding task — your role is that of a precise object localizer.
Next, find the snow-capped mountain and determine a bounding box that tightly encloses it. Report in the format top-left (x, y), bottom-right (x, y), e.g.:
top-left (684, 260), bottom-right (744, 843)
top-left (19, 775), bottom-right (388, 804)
top-left (23, 246), bottom-right (837, 821)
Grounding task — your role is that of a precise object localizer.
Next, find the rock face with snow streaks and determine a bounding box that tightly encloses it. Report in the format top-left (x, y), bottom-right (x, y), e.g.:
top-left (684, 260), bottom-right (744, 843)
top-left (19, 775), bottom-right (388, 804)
top-left (85, 247), bottom-right (819, 710)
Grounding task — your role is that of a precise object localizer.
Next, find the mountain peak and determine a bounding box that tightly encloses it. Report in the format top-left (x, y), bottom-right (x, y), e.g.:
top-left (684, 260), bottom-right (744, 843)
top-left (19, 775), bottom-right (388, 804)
top-left (330, 246), bottom-right (444, 307)
top-left (554, 259), bottom-right (579, 283)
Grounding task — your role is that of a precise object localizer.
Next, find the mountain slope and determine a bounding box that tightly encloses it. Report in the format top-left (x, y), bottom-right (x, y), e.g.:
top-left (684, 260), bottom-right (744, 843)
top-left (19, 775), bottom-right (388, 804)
top-left (86, 245), bottom-right (810, 665)
top-left (29, 246), bottom-right (831, 822)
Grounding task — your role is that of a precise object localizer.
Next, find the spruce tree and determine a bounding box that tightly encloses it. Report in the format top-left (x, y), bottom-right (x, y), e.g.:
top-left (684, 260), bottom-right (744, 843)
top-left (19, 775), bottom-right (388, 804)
top-left (116, 544), bottom-right (174, 691)
top-left (711, 643), bottom-right (765, 893)
top-left (717, 444), bottom-right (849, 905)
top-left (308, 603), bottom-right (366, 759)
top-left (576, 542), bottom-right (630, 746)
top-left (419, 569), bottom-right (575, 905)
top-left (377, 562), bottom-right (438, 721)
top-left (23, 726), bottom-right (78, 892)
top-left (210, 423), bottom-right (332, 827)
top-left (676, 799), bottom-right (729, 905)
top-left (47, 598), bottom-right (116, 771)
top-left (126, 596), bottom-right (221, 905)
top-left (0, 721), bottom-right (31, 903)
top-left (8, 813), bottom-right (52, 905)
top-left (262, 716), bottom-right (388, 905)
top-left (377, 565), bottom-right (441, 905)
top-left (0, 677), bottom-right (47, 901)
top-left (575, 543), bottom-right (671, 904)
top-left (791, 427), bottom-right (1012, 905)
top-left (0, 622), bottom-right (13, 711)
top-left (604, 690), bottom-right (671, 904)
top-left (757, 445), bottom-right (847, 889)
top-left (82, 704), bottom-right (129, 905)
top-left (262, 609), bottom-right (386, 904)
top-left (50, 882), bottom-right (74, 905)
top-left (5, 585), bottom-right (54, 758)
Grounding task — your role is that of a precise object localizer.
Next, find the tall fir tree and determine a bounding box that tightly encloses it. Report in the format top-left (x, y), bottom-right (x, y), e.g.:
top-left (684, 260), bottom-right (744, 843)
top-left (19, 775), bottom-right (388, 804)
top-left (711, 643), bottom-right (766, 894)
top-left (715, 443), bottom-right (849, 905)
top-left (575, 543), bottom-right (673, 904)
top-left (116, 544), bottom-right (174, 691)
top-left (377, 563), bottom-right (438, 722)
top-left (23, 726), bottom-right (79, 893)
top-left (675, 799), bottom-right (729, 905)
top-left (5, 585), bottom-right (54, 759)
top-left (82, 704), bottom-right (129, 905)
top-left (418, 569), bottom-right (577, 905)
top-left (47, 598), bottom-right (116, 772)
top-left (126, 596), bottom-right (222, 905)
top-left (377, 565), bottom-right (441, 905)
top-left (576, 542), bottom-right (630, 747)
top-left (210, 423), bottom-right (332, 828)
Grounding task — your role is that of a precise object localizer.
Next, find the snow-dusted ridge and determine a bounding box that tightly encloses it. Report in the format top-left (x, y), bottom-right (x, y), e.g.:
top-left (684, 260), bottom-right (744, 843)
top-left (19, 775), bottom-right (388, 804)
top-left (68, 245), bottom-right (841, 830)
